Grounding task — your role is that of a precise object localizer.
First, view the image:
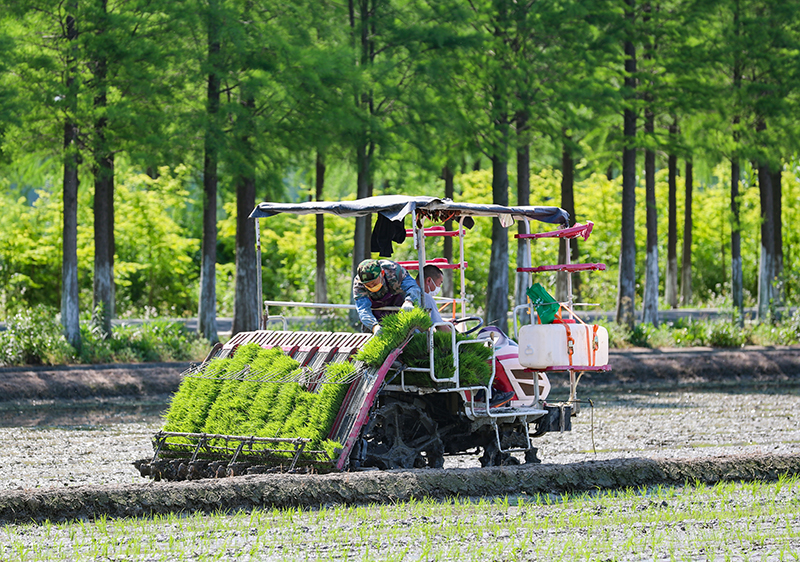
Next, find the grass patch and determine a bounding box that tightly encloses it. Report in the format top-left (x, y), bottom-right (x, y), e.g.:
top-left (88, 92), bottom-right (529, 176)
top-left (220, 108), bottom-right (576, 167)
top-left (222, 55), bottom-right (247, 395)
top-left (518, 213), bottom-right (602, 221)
top-left (3, 477), bottom-right (799, 561)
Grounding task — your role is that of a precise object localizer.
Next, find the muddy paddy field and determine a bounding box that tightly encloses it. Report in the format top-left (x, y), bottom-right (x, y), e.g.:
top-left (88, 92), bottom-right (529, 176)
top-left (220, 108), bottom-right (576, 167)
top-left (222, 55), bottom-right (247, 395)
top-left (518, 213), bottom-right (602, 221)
top-left (1, 347), bottom-right (800, 560)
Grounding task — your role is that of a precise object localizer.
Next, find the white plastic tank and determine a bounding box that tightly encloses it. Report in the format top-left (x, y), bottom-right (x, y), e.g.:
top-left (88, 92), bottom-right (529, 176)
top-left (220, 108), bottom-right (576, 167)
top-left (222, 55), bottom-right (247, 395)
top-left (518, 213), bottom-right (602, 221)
top-left (518, 322), bottom-right (609, 370)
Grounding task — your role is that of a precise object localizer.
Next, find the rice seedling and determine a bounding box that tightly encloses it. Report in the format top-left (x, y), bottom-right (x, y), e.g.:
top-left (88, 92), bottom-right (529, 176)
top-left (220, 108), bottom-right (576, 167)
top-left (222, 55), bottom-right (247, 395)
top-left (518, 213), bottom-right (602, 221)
top-left (354, 308), bottom-right (432, 366)
top-left (156, 343), bottom-right (354, 462)
top-left (400, 330), bottom-right (492, 387)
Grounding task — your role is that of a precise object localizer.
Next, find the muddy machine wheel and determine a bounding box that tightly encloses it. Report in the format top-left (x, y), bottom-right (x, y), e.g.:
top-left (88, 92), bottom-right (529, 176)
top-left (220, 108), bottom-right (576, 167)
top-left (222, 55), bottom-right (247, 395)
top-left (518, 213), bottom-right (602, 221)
top-left (358, 401), bottom-right (444, 469)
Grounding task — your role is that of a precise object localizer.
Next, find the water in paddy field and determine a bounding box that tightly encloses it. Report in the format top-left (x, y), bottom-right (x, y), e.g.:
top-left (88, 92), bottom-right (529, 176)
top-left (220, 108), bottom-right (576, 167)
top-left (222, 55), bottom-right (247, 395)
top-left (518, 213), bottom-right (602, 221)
top-left (1, 380), bottom-right (800, 491)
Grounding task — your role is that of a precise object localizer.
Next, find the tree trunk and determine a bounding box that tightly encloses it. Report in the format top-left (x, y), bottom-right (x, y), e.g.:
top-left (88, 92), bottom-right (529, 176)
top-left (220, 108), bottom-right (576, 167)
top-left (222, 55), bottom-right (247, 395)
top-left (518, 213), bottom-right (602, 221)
top-left (93, 149), bottom-right (115, 337)
top-left (680, 159), bottom-right (693, 306)
top-left (771, 167), bottom-right (783, 311)
top-left (231, 175), bottom-right (258, 335)
top-left (92, 7), bottom-right (115, 338)
top-left (351, 140), bottom-right (370, 276)
top-left (616, 0), bottom-right (637, 329)
top-left (642, 113), bottom-right (658, 326)
top-left (757, 159), bottom-right (775, 322)
top-left (730, 3), bottom-right (743, 325)
top-left (641, 3), bottom-right (658, 326)
top-left (315, 151), bottom-right (328, 306)
top-left (231, 96), bottom-right (259, 336)
top-left (61, 3), bottom-right (80, 351)
top-left (731, 157), bottom-right (744, 322)
top-left (665, 124), bottom-right (678, 309)
top-left (515, 112), bottom-right (531, 323)
top-left (349, 0), bottom-right (373, 325)
top-left (486, 152), bottom-right (510, 333)
top-left (443, 165), bottom-right (455, 300)
top-left (198, 0), bottom-right (221, 343)
top-left (486, 9), bottom-right (511, 334)
top-left (556, 133), bottom-right (579, 304)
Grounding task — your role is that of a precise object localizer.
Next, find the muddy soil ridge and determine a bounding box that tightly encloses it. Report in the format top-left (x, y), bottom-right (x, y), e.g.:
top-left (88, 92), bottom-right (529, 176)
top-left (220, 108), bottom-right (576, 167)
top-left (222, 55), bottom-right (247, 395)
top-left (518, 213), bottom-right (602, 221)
top-left (602, 346), bottom-right (800, 387)
top-left (2, 347), bottom-right (799, 402)
top-left (0, 362), bottom-right (190, 401)
top-left (1, 453), bottom-right (798, 524)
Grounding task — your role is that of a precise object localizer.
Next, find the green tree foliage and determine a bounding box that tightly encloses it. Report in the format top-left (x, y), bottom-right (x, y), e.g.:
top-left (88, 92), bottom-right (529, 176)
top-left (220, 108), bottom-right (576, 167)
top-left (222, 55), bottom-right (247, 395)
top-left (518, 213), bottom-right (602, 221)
top-left (114, 165), bottom-right (199, 315)
top-left (3, 0), bottom-right (800, 333)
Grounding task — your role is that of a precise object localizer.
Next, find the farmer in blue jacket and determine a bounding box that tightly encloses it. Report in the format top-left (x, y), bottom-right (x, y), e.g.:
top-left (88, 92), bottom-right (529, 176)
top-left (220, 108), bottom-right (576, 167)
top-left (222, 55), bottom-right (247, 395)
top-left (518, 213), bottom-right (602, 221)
top-left (353, 259), bottom-right (421, 335)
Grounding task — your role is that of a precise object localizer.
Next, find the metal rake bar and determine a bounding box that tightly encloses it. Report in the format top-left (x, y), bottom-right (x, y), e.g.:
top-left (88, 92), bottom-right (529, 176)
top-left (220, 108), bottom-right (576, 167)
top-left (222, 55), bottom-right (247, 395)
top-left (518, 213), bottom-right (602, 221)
top-left (151, 431), bottom-right (333, 470)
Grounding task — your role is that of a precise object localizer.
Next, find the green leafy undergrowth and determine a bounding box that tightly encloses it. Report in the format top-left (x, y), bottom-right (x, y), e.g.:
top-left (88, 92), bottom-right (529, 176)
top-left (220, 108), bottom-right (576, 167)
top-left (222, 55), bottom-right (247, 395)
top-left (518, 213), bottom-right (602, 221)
top-left (0, 305), bottom-right (74, 366)
top-left (354, 308), bottom-right (432, 367)
top-left (400, 331), bottom-right (493, 387)
top-left (0, 305), bottom-right (207, 367)
top-left (162, 344), bottom-right (353, 459)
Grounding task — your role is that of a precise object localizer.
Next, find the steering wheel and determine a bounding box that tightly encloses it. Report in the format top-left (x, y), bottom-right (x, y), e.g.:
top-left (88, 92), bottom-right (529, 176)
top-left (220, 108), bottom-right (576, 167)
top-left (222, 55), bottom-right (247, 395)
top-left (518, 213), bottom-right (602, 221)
top-left (451, 316), bottom-right (484, 335)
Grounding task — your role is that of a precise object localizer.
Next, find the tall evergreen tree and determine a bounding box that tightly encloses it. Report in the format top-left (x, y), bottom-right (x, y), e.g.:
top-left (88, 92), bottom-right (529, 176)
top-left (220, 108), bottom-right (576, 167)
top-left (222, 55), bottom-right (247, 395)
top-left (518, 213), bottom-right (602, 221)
top-left (88, 0), bottom-right (114, 337)
top-left (62, 0), bottom-right (81, 350)
top-left (617, 0), bottom-right (638, 328)
top-left (198, 0), bottom-right (222, 343)
top-left (680, 159), bottom-right (693, 305)
top-left (665, 123), bottom-right (679, 309)
top-left (231, 95), bottom-right (258, 335)
top-left (641, 1), bottom-right (658, 326)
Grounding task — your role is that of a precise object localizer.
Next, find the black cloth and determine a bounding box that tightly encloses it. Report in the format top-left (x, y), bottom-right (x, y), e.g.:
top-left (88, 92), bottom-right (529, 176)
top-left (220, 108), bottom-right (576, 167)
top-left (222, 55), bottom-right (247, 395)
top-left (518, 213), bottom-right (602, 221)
top-left (370, 213), bottom-right (407, 257)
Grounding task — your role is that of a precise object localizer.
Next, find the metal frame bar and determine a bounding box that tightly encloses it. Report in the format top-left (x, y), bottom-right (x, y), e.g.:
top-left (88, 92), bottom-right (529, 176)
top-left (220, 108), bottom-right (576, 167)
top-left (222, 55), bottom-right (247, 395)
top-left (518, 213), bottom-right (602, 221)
top-left (152, 431), bottom-right (332, 469)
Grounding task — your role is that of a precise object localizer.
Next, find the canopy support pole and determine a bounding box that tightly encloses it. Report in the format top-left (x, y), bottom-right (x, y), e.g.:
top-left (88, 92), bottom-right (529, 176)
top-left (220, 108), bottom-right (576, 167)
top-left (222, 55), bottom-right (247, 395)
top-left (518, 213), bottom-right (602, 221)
top-left (255, 217), bottom-right (266, 329)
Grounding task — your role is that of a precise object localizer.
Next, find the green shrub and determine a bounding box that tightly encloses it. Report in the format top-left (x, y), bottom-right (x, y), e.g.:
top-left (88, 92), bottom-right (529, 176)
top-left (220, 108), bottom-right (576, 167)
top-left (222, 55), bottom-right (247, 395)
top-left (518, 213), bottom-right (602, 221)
top-left (605, 322), bottom-right (633, 349)
top-left (0, 305), bottom-right (207, 366)
top-left (80, 319), bottom-right (207, 364)
top-left (749, 310), bottom-right (800, 345)
top-left (669, 318), bottom-right (709, 347)
top-left (0, 305), bottom-right (74, 366)
top-left (786, 310), bottom-right (800, 342)
top-left (706, 321), bottom-right (745, 348)
top-left (629, 323), bottom-right (658, 348)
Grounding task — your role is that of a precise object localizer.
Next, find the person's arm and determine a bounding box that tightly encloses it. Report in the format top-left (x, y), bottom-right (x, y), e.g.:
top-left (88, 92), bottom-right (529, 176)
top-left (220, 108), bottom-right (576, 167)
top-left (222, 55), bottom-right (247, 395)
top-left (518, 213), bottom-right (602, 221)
top-left (354, 295), bottom-right (379, 331)
top-left (424, 292), bottom-right (451, 332)
top-left (400, 274), bottom-right (422, 305)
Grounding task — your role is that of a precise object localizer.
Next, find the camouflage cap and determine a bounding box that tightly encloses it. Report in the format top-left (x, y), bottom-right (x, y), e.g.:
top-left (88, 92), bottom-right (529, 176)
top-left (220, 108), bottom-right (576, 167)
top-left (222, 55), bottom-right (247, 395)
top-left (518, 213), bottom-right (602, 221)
top-left (357, 259), bottom-right (382, 282)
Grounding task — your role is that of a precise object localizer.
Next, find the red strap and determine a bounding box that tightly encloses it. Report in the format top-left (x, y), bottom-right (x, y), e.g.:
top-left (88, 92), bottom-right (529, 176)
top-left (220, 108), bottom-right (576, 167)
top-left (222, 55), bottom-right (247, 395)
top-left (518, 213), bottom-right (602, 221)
top-left (564, 324), bottom-right (574, 366)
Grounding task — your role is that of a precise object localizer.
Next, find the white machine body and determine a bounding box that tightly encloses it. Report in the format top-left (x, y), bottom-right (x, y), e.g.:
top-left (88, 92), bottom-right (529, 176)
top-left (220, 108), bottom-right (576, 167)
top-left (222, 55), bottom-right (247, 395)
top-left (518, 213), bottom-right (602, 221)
top-left (517, 323), bottom-right (609, 370)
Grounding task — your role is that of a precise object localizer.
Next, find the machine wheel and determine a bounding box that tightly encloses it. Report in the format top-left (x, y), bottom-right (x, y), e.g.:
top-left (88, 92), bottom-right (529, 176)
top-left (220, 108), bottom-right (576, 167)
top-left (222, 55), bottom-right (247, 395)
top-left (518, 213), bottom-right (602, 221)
top-left (479, 439), bottom-right (519, 467)
top-left (360, 401), bottom-right (444, 470)
top-left (524, 447), bottom-right (541, 464)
